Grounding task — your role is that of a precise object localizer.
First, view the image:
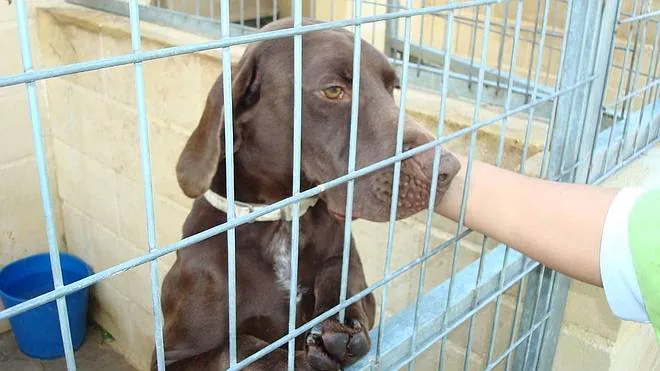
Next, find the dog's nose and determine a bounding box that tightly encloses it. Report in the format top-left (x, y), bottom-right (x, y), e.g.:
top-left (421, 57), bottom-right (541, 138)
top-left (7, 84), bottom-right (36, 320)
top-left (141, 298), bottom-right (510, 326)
top-left (437, 151), bottom-right (461, 189)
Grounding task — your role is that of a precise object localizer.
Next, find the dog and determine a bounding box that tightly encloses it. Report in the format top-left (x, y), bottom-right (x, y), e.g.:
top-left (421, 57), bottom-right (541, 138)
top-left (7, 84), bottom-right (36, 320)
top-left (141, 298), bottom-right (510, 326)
top-left (153, 18), bottom-right (461, 370)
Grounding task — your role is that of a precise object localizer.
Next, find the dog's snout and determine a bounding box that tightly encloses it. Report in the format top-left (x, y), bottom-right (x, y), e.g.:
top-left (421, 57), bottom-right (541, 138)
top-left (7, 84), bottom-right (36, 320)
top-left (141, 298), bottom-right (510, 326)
top-left (438, 152), bottom-right (461, 188)
top-left (437, 172), bottom-right (449, 186)
top-left (397, 122), bottom-right (460, 192)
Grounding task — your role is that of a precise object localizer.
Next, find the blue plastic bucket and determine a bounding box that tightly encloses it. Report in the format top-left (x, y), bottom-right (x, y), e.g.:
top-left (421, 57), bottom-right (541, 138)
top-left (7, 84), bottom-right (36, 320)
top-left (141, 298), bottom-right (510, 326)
top-left (0, 252), bottom-right (93, 359)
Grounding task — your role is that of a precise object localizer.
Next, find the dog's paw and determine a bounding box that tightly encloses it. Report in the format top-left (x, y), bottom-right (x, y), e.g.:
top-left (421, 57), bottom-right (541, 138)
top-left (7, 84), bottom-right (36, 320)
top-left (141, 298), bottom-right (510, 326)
top-left (305, 318), bottom-right (370, 370)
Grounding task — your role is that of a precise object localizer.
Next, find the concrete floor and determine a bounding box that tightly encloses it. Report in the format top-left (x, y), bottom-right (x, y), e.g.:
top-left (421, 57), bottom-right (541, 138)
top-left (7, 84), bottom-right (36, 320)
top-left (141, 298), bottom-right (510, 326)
top-left (0, 324), bottom-right (137, 371)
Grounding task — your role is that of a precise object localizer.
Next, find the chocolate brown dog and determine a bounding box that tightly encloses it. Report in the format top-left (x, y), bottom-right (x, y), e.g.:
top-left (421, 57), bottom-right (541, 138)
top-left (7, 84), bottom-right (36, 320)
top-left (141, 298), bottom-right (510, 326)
top-left (154, 18), bottom-right (461, 370)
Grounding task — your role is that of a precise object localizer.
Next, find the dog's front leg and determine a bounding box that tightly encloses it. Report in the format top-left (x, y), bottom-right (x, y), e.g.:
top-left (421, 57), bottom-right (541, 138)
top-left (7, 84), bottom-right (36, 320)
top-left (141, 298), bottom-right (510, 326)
top-left (305, 246), bottom-right (376, 370)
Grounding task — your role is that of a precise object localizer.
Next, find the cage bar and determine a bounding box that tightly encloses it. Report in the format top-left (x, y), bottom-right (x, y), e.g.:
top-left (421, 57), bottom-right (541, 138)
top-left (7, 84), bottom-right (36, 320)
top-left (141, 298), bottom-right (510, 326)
top-left (615, 0), bottom-right (654, 165)
top-left (287, 0), bottom-right (303, 369)
top-left (125, 0), bottom-right (166, 369)
top-left (484, 0), bottom-right (526, 366)
top-left (13, 0), bottom-right (78, 369)
top-left (460, 5), bottom-right (496, 371)
top-left (375, 0), bottom-right (414, 360)
top-left (338, 0), bottom-right (363, 324)
top-left (407, 10), bottom-right (454, 371)
top-left (218, 0), bottom-right (239, 365)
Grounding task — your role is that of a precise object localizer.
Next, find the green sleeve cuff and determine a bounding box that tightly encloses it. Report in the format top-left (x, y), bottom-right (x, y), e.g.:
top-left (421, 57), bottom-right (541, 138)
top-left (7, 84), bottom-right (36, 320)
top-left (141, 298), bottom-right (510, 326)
top-left (627, 189), bottom-right (660, 344)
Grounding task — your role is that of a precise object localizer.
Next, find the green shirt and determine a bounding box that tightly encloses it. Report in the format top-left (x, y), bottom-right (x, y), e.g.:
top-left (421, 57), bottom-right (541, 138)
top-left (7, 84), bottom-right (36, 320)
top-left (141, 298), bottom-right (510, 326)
top-left (600, 187), bottom-right (660, 343)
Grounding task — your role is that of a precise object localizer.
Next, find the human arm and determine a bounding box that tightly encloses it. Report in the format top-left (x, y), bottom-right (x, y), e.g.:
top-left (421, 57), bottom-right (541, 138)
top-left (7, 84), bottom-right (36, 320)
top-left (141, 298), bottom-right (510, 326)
top-left (434, 154), bottom-right (618, 287)
top-left (434, 154), bottom-right (660, 342)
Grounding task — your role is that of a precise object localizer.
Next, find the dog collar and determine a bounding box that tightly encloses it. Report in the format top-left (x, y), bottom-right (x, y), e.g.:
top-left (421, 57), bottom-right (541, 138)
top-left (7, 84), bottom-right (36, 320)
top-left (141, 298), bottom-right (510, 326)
top-left (203, 190), bottom-right (319, 222)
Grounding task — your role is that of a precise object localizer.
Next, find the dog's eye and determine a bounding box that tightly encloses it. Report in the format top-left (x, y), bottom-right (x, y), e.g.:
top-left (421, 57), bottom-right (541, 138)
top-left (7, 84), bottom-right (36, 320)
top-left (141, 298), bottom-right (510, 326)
top-left (322, 86), bottom-right (344, 100)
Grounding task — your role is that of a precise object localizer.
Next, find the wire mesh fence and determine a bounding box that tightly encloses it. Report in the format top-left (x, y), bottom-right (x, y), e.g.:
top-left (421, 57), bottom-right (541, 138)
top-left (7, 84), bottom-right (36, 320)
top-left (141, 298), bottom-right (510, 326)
top-left (0, 0), bottom-right (658, 370)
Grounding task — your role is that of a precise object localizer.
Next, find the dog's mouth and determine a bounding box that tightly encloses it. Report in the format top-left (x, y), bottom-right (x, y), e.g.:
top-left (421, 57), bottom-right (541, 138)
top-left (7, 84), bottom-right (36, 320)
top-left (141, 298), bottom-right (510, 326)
top-left (328, 209), bottom-right (359, 222)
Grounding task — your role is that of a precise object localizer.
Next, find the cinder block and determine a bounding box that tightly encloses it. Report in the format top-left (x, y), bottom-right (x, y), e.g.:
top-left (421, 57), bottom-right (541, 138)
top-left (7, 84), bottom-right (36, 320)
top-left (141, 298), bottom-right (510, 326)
top-left (410, 210), bottom-right (502, 251)
top-left (0, 0), bottom-right (14, 22)
top-left (1, 0), bottom-right (55, 23)
top-left (420, 236), bottom-right (486, 295)
top-left (446, 340), bottom-right (486, 371)
top-left (116, 177), bottom-right (150, 250)
top-left (159, 0), bottom-right (274, 21)
top-left (78, 93), bottom-right (141, 180)
top-left (64, 204), bottom-right (120, 271)
top-left (100, 240), bottom-right (154, 315)
top-left (89, 282), bottom-right (129, 356)
top-left (154, 196), bottom-right (190, 247)
top-left (0, 159), bottom-right (54, 263)
top-left (0, 90), bottom-right (34, 165)
top-left (400, 88), bottom-right (547, 171)
top-left (562, 280), bottom-right (621, 342)
top-left (352, 218), bottom-right (482, 316)
top-left (197, 54), bottom-right (223, 92)
top-left (36, 10), bottom-right (104, 92)
top-left (48, 79), bottom-right (192, 211)
top-left (44, 79), bottom-right (81, 142)
top-left (90, 281), bottom-right (152, 370)
top-left (96, 30), bottom-right (137, 109)
top-left (142, 52), bottom-right (207, 131)
top-left (503, 281), bottom-right (522, 304)
top-left (147, 119), bottom-right (193, 208)
top-left (116, 176), bottom-right (190, 251)
top-left (352, 218), bottom-right (427, 315)
top-left (52, 139), bottom-right (119, 233)
top-left (158, 258), bottom-right (175, 286)
top-left (0, 302), bottom-right (9, 333)
top-left (126, 305), bottom-right (157, 371)
top-left (61, 203), bottom-right (94, 264)
top-left (610, 322), bottom-right (660, 371)
top-left (61, 201), bottom-right (154, 312)
top-left (0, 23), bottom-right (23, 77)
top-left (0, 20), bottom-right (42, 74)
top-left (352, 215), bottom-right (515, 366)
top-left (356, 3), bottom-right (388, 52)
top-left (552, 324), bottom-right (613, 371)
top-left (410, 340), bottom-right (486, 371)
top-left (447, 297), bottom-right (519, 363)
top-left (48, 82), bottom-right (142, 178)
top-left (101, 33), bottom-right (208, 131)
top-left (408, 341), bottom-right (443, 371)
top-left (353, 219), bottom-right (422, 277)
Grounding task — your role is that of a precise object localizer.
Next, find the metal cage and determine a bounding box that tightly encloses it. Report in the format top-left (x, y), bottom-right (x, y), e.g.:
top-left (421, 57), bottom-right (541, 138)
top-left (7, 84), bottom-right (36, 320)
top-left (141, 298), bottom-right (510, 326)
top-left (1, 0), bottom-right (658, 370)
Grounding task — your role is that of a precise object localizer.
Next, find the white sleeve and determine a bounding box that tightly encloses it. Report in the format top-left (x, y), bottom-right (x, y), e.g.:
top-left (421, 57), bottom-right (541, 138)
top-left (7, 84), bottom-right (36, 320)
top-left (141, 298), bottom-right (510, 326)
top-left (600, 187), bottom-right (650, 323)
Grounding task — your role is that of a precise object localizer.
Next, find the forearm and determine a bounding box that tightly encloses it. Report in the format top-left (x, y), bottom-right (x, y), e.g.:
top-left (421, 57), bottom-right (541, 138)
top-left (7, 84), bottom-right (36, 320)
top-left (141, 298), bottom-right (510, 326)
top-left (435, 155), bottom-right (620, 286)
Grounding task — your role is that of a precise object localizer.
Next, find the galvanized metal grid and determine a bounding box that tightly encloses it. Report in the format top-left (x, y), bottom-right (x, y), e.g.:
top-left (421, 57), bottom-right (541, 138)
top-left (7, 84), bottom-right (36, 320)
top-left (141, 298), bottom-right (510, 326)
top-left (1, 0), bottom-right (658, 371)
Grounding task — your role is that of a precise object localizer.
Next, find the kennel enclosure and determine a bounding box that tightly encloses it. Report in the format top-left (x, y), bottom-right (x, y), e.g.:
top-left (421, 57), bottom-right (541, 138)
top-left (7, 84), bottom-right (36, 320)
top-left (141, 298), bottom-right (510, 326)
top-left (0, 0), bottom-right (658, 370)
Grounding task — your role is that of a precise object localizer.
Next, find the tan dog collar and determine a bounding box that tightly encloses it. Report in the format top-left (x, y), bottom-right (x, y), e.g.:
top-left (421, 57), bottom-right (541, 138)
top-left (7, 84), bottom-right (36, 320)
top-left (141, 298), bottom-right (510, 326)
top-left (203, 190), bottom-right (319, 222)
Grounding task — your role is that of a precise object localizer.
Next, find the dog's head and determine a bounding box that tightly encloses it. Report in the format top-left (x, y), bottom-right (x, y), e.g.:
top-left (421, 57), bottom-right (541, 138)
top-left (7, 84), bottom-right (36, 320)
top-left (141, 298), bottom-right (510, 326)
top-left (176, 18), bottom-right (460, 222)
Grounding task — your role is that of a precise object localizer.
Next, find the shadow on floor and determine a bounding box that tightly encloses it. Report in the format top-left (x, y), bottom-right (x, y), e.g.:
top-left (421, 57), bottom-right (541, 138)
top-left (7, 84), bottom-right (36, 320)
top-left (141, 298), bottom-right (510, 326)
top-left (0, 324), bottom-right (137, 371)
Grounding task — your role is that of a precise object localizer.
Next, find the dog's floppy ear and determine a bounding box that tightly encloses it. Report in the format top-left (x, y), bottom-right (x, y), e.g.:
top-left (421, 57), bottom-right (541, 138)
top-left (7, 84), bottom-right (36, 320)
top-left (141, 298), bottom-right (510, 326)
top-left (176, 49), bottom-right (259, 198)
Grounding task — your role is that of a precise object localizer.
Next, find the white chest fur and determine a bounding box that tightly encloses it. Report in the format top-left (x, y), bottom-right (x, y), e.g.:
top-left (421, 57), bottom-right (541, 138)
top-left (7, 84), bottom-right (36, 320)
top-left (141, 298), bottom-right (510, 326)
top-left (267, 223), bottom-right (305, 302)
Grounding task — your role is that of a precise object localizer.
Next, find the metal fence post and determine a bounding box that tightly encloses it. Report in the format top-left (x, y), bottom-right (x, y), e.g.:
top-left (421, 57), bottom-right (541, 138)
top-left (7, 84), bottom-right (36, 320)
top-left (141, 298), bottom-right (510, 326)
top-left (515, 1), bottom-right (623, 370)
top-left (567, 1), bottom-right (623, 186)
top-left (383, 0), bottom-right (400, 59)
